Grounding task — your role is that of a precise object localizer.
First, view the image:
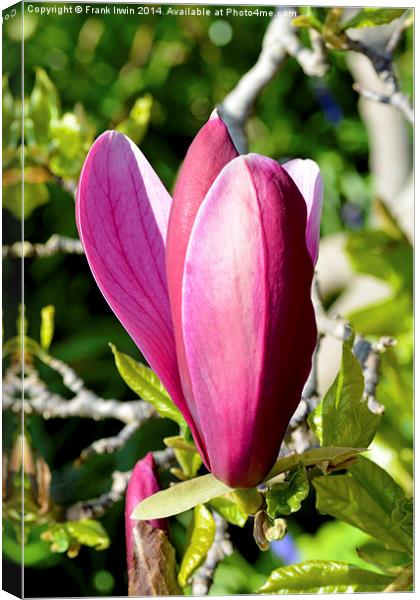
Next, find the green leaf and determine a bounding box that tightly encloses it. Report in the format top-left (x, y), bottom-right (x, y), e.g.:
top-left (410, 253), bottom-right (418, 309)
top-left (345, 230), bottom-right (412, 293)
top-left (40, 305), bottom-right (55, 350)
top-left (291, 15), bottom-right (323, 32)
top-left (178, 504), bottom-right (216, 587)
top-left (210, 495), bottom-right (248, 527)
top-left (391, 497), bottom-right (413, 537)
top-left (313, 474), bottom-right (412, 553)
top-left (309, 338), bottom-right (381, 448)
top-left (66, 520), bottom-right (110, 550)
top-left (356, 542), bottom-right (411, 573)
top-left (165, 436), bottom-right (202, 479)
top-left (3, 182), bottom-right (50, 219)
top-left (266, 447), bottom-right (366, 484)
top-left (132, 473), bottom-right (231, 520)
top-left (117, 94), bottom-right (153, 144)
top-left (266, 464), bottom-right (309, 518)
top-left (342, 8), bottom-right (405, 30)
top-left (41, 525), bottom-right (71, 554)
top-left (259, 560), bottom-right (393, 593)
top-left (110, 344), bottom-right (186, 430)
top-left (28, 68), bottom-right (60, 143)
top-left (348, 455), bottom-right (405, 515)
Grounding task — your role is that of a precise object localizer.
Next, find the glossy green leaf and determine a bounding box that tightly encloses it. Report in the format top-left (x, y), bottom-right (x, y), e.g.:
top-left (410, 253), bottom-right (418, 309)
top-left (110, 344), bottom-right (186, 430)
top-left (266, 464), bottom-right (309, 518)
top-left (66, 520), bottom-right (110, 550)
top-left (40, 305), bottom-right (55, 350)
top-left (291, 15), bottom-right (322, 32)
top-left (342, 8), bottom-right (405, 30)
top-left (309, 337), bottom-right (381, 448)
top-left (178, 504), bottom-right (216, 587)
top-left (210, 495), bottom-right (248, 527)
top-left (347, 294), bottom-right (412, 337)
top-left (260, 560), bottom-right (393, 593)
top-left (132, 474), bottom-right (231, 520)
top-left (356, 542), bottom-right (411, 573)
top-left (313, 474), bottom-right (412, 553)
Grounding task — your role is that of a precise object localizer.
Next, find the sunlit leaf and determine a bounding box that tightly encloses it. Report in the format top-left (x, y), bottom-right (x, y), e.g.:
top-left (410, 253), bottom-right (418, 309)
top-left (313, 474), bottom-right (412, 553)
top-left (356, 541), bottom-right (411, 573)
top-left (260, 560), bottom-right (393, 593)
top-left (117, 94), bottom-right (153, 144)
top-left (40, 305), bottom-right (55, 350)
top-left (66, 520), bottom-right (110, 550)
top-left (210, 495), bottom-right (248, 528)
top-left (110, 344), bottom-right (186, 430)
top-left (309, 337), bottom-right (381, 448)
top-left (28, 68), bottom-right (60, 143)
top-left (266, 464), bottom-right (309, 518)
top-left (342, 8), bottom-right (405, 30)
top-left (391, 497), bottom-right (413, 537)
top-left (3, 182), bottom-right (50, 219)
top-left (178, 504), bottom-right (216, 587)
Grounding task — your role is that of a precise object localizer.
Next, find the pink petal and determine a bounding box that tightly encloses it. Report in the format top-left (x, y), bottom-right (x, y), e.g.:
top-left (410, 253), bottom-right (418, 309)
top-left (282, 158), bottom-right (323, 264)
top-left (166, 112), bottom-right (238, 464)
top-left (182, 155), bottom-right (317, 488)
top-left (125, 453), bottom-right (167, 572)
top-left (76, 131), bottom-right (191, 424)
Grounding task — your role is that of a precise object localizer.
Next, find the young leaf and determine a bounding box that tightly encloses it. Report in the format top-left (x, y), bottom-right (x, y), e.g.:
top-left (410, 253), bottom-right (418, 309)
top-left (66, 520), bottom-right (110, 550)
top-left (131, 473), bottom-right (231, 520)
top-left (3, 182), bottom-right (50, 220)
top-left (309, 337), bottom-right (381, 448)
top-left (117, 94), bottom-right (153, 144)
top-left (342, 8), bottom-right (405, 30)
top-left (178, 505), bottom-right (216, 587)
top-left (28, 68), bottom-right (60, 143)
top-left (40, 305), bottom-right (55, 350)
top-left (210, 495), bottom-right (248, 528)
top-left (313, 474), bottom-right (412, 553)
top-left (110, 344), bottom-right (186, 430)
top-left (266, 464), bottom-right (309, 518)
top-left (259, 560), bottom-right (393, 593)
top-left (391, 497), bottom-right (413, 537)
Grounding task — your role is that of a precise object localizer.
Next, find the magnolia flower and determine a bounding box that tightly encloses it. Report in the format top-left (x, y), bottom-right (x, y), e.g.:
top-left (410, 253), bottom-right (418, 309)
top-left (76, 112), bottom-right (322, 488)
top-left (125, 453), bottom-right (167, 573)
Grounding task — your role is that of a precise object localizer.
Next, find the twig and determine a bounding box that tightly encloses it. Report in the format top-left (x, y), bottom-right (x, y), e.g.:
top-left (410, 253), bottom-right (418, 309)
top-left (346, 32), bottom-right (413, 124)
top-left (219, 10), bottom-right (329, 152)
top-left (191, 512), bottom-right (233, 596)
top-left (2, 367), bottom-right (156, 424)
top-left (65, 449), bottom-right (175, 521)
top-left (2, 234), bottom-right (84, 259)
top-left (353, 335), bottom-right (396, 415)
top-left (77, 421), bottom-right (142, 463)
top-left (312, 277), bottom-right (351, 341)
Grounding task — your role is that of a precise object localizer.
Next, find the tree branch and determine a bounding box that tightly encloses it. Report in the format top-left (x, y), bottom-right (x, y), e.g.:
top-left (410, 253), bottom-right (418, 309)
top-left (2, 234), bottom-right (84, 259)
top-left (219, 10), bottom-right (329, 152)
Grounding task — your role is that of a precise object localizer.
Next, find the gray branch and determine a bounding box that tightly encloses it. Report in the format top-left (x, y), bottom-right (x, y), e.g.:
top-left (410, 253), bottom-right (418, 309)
top-left (2, 234), bottom-right (84, 259)
top-left (219, 10), bottom-right (329, 152)
top-left (191, 512), bottom-right (233, 596)
top-left (77, 421), bottom-right (142, 463)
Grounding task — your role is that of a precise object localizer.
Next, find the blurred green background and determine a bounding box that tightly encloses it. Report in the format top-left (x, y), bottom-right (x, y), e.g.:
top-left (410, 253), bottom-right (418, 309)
top-left (2, 3), bottom-right (413, 597)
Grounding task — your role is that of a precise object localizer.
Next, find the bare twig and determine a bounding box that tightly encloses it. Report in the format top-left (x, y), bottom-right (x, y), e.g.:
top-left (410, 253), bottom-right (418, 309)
top-left (65, 449), bottom-right (175, 521)
top-left (219, 10), bottom-right (329, 152)
top-left (346, 30), bottom-right (413, 124)
top-left (2, 367), bottom-right (156, 424)
top-left (77, 421), bottom-right (142, 464)
top-left (2, 234), bottom-right (84, 259)
top-left (312, 277), bottom-right (351, 341)
top-left (191, 512), bottom-right (233, 596)
top-left (353, 334), bottom-right (396, 415)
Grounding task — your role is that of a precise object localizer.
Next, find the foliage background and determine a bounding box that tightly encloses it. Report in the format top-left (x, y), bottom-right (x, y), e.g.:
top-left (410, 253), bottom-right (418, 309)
top-left (2, 2), bottom-right (413, 596)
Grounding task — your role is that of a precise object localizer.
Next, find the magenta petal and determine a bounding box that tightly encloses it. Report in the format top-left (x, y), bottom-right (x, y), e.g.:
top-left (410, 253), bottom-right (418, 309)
top-left (282, 158), bottom-right (323, 265)
top-left (76, 131), bottom-right (189, 421)
top-left (166, 112), bottom-right (238, 464)
top-left (182, 155), bottom-right (317, 488)
top-left (125, 453), bottom-right (167, 572)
